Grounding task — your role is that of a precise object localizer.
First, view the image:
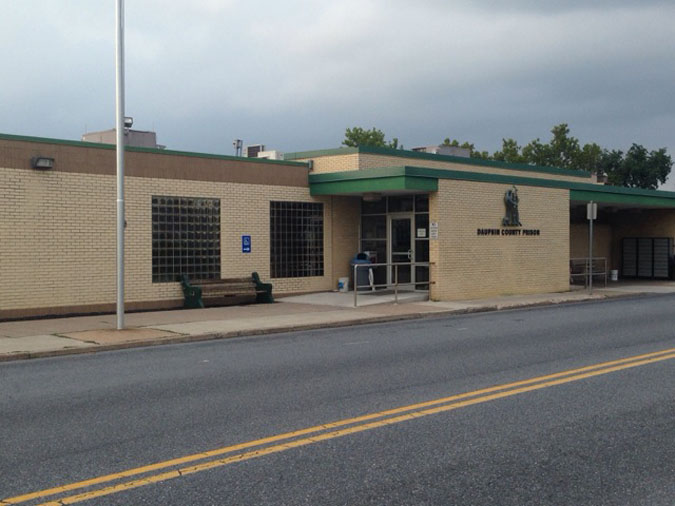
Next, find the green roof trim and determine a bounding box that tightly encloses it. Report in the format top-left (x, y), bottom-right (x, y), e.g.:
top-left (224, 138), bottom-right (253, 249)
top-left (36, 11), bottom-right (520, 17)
top-left (309, 166), bottom-right (675, 208)
top-left (0, 132), bottom-right (309, 167)
top-left (310, 175), bottom-right (437, 195)
top-left (569, 190), bottom-right (675, 207)
top-left (286, 145), bottom-right (592, 179)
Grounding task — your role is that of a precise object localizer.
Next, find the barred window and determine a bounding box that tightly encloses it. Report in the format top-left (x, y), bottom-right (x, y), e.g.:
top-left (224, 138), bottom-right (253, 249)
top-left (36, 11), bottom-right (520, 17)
top-left (270, 202), bottom-right (324, 278)
top-left (152, 196), bottom-right (220, 283)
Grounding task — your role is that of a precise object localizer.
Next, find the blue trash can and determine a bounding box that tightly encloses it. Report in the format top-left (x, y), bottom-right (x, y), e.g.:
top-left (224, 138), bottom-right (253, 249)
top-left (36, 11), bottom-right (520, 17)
top-left (351, 253), bottom-right (372, 291)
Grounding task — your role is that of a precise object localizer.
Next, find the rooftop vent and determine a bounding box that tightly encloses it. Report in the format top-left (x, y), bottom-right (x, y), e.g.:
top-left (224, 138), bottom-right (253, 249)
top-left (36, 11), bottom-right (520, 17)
top-left (412, 145), bottom-right (470, 158)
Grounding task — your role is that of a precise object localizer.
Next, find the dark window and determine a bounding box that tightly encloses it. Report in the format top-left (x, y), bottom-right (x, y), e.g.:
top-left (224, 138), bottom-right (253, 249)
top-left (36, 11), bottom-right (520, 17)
top-left (152, 196), bottom-right (220, 283)
top-left (270, 201), bottom-right (324, 278)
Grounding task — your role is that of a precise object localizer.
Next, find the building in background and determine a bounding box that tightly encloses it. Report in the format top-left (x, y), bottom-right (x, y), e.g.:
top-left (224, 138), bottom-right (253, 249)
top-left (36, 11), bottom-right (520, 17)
top-left (82, 127), bottom-right (164, 149)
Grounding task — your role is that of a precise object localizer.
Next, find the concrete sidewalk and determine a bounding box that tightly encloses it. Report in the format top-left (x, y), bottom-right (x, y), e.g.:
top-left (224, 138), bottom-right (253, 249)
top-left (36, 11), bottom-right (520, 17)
top-left (2, 282), bottom-right (674, 362)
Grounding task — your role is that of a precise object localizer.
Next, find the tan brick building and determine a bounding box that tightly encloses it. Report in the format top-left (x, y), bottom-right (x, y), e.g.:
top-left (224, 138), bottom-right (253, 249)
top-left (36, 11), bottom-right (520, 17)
top-left (2, 134), bottom-right (675, 319)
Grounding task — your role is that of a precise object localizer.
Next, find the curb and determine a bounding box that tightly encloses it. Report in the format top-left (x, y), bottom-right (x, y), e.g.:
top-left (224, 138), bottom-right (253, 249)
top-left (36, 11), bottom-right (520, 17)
top-left (0, 291), bottom-right (652, 363)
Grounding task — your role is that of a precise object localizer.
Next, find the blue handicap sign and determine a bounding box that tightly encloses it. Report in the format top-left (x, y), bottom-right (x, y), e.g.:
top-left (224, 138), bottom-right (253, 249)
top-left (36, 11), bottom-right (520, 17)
top-left (242, 235), bottom-right (251, 253)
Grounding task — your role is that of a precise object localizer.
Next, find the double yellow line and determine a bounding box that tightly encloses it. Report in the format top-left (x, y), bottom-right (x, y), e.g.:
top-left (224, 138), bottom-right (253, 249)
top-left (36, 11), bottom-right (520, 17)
top-left (3, 347), bottom-right (674, 505)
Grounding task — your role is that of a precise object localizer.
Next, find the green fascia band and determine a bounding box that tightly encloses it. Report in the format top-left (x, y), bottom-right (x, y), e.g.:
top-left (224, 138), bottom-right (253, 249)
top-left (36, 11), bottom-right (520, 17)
top-left (570, 190), bottom-right (675, 207)
top-left (310, 176), bottom-right (437, 195)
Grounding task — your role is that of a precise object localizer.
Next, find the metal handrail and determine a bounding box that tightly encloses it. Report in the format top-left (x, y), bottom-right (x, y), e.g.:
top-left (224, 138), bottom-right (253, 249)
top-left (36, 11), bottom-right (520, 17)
top-left (570, 257), bottom-right (607, 287)
top-left (352, 261), bottom-right (430, 307)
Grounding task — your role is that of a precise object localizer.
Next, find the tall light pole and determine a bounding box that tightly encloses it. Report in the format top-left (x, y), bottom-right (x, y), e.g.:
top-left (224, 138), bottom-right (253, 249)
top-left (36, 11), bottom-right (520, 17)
top-left (115, 0), bottom-right (126, 329)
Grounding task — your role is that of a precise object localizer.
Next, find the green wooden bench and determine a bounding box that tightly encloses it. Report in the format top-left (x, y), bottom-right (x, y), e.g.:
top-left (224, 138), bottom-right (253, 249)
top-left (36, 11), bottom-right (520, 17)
top-left (180, 272), bottom-right (273, 309)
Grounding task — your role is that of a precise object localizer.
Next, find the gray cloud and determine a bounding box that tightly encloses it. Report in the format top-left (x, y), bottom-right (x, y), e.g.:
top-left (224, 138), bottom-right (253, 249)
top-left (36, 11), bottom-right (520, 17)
top-left (1, 1), bottom-right (674, 189)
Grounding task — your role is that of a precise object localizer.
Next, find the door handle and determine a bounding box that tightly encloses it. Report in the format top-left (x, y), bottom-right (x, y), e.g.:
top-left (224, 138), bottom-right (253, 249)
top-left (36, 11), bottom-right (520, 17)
top-left (407, 249), bottom-right (412, 260)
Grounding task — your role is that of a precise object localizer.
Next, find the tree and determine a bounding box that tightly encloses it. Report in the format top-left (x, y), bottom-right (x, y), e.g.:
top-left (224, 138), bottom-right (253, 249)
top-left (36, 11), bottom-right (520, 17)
top-left (442, 138), bottom-right (490, 159)
top-left (343, 127), bottom-right (401, 148)
top-left (575, 142), bottom-right (604, 174)
top-left (602, 144), bottom-right (673, 190)
top-left (345, 124), bottom-right (672, 189)
top-left (547, 123), bottom-right (581, 169)
top-left (493, 138), bottom-right (526, 164)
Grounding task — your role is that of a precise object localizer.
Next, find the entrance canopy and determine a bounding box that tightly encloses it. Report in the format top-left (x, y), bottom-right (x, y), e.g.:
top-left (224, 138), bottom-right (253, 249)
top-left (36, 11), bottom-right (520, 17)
top-left (310, 165), bottom-right (675, 209)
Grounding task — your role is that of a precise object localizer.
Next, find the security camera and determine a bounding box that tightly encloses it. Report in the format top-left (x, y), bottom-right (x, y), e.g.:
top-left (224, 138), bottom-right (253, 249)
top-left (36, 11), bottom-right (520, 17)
top-left (124, 117), bottom-right (134, 128)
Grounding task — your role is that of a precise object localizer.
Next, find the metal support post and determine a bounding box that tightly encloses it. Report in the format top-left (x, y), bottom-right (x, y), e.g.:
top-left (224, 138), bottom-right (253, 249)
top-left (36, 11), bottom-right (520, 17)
top-left (115, 0), bottom-right (126, 329)
top-left (353, 263), bottom-right (358, 308)
top-left (587, 201), bottom-right (596, 294)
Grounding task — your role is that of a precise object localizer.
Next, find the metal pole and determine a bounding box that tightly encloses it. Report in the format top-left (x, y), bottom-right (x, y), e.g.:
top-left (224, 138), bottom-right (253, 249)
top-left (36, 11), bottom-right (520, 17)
top-left (394, 264), bottom-right (398, 304)
top-left (353, 264), bottom-right (358, 307)
top-left (115, 0), bottom-right (125, 329)
top-left (588, 201), bottom-right (594, 294)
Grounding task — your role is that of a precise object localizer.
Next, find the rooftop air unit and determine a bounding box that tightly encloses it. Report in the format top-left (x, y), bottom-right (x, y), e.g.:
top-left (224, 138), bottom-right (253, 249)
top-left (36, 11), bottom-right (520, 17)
top-left (256, 150), bottom-right (284, 160)
top-left (244, 144), bottom-right (265, 158)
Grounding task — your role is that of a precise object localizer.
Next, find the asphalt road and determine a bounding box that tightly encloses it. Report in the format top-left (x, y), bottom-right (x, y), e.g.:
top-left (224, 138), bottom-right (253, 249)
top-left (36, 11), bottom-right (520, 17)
top-left (1, 294), bottom-right (674, 505)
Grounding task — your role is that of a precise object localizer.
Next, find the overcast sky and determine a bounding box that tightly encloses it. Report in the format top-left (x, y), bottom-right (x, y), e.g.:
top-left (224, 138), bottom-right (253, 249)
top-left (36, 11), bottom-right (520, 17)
top-left (2, 1), bottom-right (674, 187)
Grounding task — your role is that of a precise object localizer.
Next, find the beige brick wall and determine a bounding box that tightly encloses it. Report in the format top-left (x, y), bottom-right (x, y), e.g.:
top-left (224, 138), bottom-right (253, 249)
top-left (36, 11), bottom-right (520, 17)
top-left (609, 209), bottom-right (675, 238)
top-left (0, 169), bottom-right (117, 311)
top-left (429, 180), bottom-right (569, 300)
top-left (298, 154), bottom-right (360, 174)
top-left (0, 167), bottom-right (355, 315)
top-left (330, 196), bottom-right (361, 285)
top-left (570, 223), bottom-right (613, 266)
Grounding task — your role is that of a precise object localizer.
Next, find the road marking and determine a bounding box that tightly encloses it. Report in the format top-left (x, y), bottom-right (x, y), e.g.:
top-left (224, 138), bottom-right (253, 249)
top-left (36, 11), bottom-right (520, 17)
top-left (3, 347), bottom-right (674, 505)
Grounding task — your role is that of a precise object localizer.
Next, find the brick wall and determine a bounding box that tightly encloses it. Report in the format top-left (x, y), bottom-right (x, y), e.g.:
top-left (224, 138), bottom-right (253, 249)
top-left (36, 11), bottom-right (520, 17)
top-left (0, 167), bottom-right (357, 317)
top-left (299, 154), bottom-right (360, 173)
top-left (330, 196), bottom-right (361, 285)
top-left (429, 180), bottom-right (569, 300)
top-left (570, 223), bottom-right (613, 267)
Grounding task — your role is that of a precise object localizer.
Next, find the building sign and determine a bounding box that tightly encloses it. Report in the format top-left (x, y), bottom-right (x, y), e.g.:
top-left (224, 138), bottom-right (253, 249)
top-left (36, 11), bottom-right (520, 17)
top-left (429, 222), bottom-right (438, 240)
top-left (476, 186), bottom-right (540, 237)
top-left (242, 235), bottom-right (251, 253)
top-left (477, 228), bottom-right (540, 236)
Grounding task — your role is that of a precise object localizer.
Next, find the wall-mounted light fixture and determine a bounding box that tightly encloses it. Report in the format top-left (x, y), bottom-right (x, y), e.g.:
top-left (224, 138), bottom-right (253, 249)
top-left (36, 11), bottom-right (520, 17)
top-left (31, 156), bottom-right (55, 170)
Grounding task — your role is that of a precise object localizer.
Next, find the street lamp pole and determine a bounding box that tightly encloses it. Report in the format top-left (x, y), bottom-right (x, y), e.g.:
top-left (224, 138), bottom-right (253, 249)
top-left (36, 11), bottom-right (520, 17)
top-left (115, 0), bottom-right (126, 329)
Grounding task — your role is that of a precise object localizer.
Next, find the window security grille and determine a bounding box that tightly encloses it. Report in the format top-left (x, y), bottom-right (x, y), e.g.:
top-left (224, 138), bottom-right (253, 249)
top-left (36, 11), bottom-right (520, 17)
top-left (270, 202), bottom-right (324, 278)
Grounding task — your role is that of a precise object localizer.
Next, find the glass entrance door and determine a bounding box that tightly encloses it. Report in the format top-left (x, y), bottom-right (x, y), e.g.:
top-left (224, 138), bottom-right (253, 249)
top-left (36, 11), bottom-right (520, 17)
top-left (389, 215), bottom-right (413, 285)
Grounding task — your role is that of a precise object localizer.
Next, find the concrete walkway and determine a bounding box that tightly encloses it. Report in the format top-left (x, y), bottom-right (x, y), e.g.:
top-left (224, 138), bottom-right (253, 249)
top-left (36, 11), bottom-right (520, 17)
top-left (2, 281), bottom-right (674, 362)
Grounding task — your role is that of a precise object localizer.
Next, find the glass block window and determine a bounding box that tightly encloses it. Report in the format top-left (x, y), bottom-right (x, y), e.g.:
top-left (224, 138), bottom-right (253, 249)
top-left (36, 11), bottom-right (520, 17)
top-left (152, 196), bottom-right (221, 283)
top-left (270, 201), bottom-right (324, 278)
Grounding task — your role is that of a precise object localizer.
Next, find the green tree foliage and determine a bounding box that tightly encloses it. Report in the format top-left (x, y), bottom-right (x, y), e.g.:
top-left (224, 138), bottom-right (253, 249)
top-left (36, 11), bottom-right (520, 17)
top-left (442, 138), bottom-right (490, 159)
top-left (493, 138), bottom-right (526, 164)
top-left (344, 124), bottom-right (672, 189)
top-left (343, 127), bottom-right (401, 149)
top-left (444, 123), bottom-right (672, 189)
top-left (602, 144), bottom-right (672, 190)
